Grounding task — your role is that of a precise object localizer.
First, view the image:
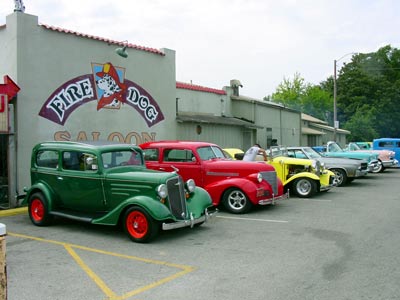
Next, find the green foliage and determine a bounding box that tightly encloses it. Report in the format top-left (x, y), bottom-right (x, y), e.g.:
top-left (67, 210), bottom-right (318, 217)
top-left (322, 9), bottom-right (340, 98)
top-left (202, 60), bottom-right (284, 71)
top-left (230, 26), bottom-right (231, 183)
top-left (270, 72), bottom-right (304, 111)
top-left (343, 107), bottom-right (378, 141)
top-left (269, 72), bottom-right (332, 122)
top-left (332, 45), bottom-right (400, 139)
top-left (268, 45), bottom-right (400, 140)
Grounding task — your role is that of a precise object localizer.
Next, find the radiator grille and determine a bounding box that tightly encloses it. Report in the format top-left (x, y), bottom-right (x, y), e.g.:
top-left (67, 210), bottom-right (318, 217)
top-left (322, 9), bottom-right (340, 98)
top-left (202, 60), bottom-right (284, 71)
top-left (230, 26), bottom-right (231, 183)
top-left (166, 176), bottom-right (187, 219)
top-left (360, 162), bottom-right (368, 171)
top-left (261, 171), bottom-right (278, 195)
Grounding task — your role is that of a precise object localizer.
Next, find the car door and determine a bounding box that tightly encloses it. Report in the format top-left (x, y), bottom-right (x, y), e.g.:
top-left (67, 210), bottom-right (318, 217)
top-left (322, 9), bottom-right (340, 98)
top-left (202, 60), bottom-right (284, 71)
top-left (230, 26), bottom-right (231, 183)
top-left (144, 147), bottom-right (202, 185)
top-left (56, 150), bottom-right (105, 212)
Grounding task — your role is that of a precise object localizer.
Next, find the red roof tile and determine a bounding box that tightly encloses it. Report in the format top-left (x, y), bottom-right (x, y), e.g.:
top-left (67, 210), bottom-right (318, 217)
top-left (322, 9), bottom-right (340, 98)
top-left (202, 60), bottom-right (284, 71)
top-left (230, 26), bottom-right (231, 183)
top-left (176, 81), bottom-right (226, 95)
top-left (39, 23), bottom-right (165, 56)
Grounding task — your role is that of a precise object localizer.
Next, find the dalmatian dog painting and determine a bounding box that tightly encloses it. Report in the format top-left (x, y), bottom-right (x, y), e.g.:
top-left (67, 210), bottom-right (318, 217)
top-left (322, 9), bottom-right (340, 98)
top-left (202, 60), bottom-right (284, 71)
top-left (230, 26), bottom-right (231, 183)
top-left (95, 62), bottom-right (126, 110)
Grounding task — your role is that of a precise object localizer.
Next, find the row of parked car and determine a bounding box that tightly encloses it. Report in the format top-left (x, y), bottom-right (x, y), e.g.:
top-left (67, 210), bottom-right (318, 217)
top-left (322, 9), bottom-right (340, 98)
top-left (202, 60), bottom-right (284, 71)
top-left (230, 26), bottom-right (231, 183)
top-left (21, 140), bottom-right (398, 243)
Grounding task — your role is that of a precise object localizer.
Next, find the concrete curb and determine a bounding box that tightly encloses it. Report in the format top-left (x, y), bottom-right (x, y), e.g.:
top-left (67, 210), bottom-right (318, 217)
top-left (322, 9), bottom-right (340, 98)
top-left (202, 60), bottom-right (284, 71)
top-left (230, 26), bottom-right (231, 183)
top-left (0, 207), bottom-right (27, 217)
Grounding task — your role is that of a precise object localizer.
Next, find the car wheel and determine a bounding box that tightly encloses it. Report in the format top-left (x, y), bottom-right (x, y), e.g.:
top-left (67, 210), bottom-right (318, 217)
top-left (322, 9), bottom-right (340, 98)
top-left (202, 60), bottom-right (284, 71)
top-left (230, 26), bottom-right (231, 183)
top-left (28, 192), bottom-right (53, 226)
top-left (371, 161), bottom-right (384, 173)
top-left (331, 168), bottom-right (348, 187)
top-left (293, 178), bottom-right (317, 198)
top-left (123, 206), bottom-right (159, 243)
top-left (222, 188), bottom-right (252, 214)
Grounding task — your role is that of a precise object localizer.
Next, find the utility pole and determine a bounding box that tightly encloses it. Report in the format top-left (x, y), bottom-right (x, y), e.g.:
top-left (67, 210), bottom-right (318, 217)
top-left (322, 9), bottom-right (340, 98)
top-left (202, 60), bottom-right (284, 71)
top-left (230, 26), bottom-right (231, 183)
top-left (333, 59), bottom-right (337, 142)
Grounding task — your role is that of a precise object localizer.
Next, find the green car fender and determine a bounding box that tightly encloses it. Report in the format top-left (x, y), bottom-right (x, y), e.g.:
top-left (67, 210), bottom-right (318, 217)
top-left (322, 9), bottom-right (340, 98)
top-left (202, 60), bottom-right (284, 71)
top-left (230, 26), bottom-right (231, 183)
top-left (92, 195), bottom-right (174, 225)
top-left (185, 186), bottom-right (213, 218)
top-left (284, 172), bottom-right (320, 186)
top-left (21, 181), bottom-right (57, 211)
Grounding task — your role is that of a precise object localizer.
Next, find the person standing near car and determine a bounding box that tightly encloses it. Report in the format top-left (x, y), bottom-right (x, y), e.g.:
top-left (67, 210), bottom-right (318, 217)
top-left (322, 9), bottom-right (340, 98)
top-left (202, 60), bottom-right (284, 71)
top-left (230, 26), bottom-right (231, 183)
top-left (243, 143), bottom-right (268, 161)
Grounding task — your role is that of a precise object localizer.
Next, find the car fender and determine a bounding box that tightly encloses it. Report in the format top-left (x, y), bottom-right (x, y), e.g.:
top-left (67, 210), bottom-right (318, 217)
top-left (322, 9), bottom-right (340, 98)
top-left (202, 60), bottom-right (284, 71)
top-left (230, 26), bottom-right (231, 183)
top-left (284, 172), bottom-right (320, 186)
top-left (327, 166), bottom-right (349, 175)
top-left (92, 195), bottom-right (173, 225)
top-left (204, 177), bottom-right (272, 206)
top-left (186, 186), bottom-right (214, 217)
top-left (22, 181), bottom-right (57, 211)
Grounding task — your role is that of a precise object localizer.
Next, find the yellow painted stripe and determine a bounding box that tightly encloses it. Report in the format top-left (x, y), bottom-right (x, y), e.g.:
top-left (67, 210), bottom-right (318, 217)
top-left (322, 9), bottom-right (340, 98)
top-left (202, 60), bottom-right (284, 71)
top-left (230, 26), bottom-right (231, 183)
top-left (8, 232), bottom-right (196, 300)
top-left (9, 232), bottom-right (192, 269)
top-left (0, 207), bottom-right (27, 217)
top-left (64, 244), bottom-right (117, 299)
top-left (118, 266), bottom-right (195, 300)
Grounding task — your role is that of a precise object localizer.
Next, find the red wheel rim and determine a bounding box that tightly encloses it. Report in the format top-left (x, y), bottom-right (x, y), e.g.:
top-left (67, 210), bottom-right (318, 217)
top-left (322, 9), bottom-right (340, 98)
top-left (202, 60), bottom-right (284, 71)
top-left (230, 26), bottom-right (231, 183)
top-left (31, 198), bottom-right (44, 222)
top-left (126, 210), bottom-right (148, 239)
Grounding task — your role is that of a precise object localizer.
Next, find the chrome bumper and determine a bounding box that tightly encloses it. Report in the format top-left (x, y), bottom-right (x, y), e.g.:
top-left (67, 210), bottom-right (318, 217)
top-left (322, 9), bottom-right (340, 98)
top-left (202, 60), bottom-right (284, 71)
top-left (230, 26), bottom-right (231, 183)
top-left (355, 169), bottom-right (368, 177)
top-left (320, 183), bottom-right (336, 191)
top-left (258, 190), bottom-right (289, 205)
top-left (382, 159), bottom-right (399, 168)
top-left (162, 207), bottom-right (218, 231)
top-left (320, 176), bottom-right (338, 191)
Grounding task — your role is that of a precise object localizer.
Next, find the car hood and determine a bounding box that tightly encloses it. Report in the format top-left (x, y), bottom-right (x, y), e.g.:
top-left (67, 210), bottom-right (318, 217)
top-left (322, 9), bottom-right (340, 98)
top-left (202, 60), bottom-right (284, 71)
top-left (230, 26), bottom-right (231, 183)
top-left (104, 167), bottom-right (177, 184)
top-left (202, 158), bottom-right (276, 174)
top-left (324, 151), bottom-right (377, 161)
top-left (269, 156), bottom-right (313, 166)
top-left (318, 156), bottom-right (365, 166)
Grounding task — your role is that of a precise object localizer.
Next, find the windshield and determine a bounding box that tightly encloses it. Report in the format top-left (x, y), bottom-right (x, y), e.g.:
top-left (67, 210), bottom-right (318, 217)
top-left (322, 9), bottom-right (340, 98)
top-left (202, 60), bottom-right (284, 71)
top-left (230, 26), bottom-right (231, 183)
top-left (197, 146), bottom-right (226, 160)
top-left (348, 143), bottom-right (361, 151)
top-left (303, 147), bottom-right (322, 159)
top-left (102, 149), bottom-right (144, 169)
top-left (327, 142), bottom-right (344, 153)
top-left (267, 146), bottom-right (288, 158)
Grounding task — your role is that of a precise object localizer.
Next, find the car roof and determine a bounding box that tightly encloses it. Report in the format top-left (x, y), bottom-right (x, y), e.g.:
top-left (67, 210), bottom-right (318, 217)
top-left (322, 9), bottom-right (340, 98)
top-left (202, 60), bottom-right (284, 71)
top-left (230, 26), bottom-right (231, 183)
top-left (140, 140), bottom-right (219, 148)
top-left (35, 141), bottom-right (140, 152)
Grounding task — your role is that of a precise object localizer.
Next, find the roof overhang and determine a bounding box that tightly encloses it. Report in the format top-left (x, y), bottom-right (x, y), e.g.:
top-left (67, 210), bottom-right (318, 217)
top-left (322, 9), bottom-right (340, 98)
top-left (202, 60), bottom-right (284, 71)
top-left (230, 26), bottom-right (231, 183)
top-left (176, 113), bottom-right (263, 128)
top-left (311, 123), bottom-right (350, 134)
top-left (302, 127), bottom-right (326, 135)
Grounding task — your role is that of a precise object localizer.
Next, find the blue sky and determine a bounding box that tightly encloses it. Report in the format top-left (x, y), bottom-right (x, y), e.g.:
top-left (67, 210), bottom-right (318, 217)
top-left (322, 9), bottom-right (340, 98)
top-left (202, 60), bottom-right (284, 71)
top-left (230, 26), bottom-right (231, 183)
top-left (1, 0), bottom-right (400, 99)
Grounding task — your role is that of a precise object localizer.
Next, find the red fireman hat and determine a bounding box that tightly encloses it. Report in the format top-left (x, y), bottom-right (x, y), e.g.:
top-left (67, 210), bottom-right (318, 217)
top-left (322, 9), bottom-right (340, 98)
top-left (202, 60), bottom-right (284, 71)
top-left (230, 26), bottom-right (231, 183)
top-left (96, 62), bottom-right (125, 89)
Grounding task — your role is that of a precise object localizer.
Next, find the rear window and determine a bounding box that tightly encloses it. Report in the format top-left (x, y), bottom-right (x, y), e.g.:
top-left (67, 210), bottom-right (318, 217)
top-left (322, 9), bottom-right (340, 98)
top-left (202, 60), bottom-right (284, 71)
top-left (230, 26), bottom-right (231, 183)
top-left (378, 141), bottom-right (394, 148)
top-left (164, 149), bottom-right (195, 162)
top-left (36, 150), bottom-right (59, 169)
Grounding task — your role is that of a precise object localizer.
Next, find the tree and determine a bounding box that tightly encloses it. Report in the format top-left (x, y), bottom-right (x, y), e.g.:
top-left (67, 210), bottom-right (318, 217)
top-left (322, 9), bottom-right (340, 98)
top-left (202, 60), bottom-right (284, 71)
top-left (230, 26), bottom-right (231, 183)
top-left (343, 106), bottom-right (378, 141)
top-left (269, 72), bottom-right (332, 122)
top-left (330, 45), bottom-right (400, 139)
top-left (270, 72), bottom-right (304, 111)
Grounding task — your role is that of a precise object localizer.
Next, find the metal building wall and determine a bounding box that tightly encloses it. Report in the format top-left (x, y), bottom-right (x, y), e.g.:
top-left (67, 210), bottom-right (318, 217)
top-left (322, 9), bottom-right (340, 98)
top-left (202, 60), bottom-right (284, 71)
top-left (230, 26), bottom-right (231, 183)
top-left (177, 122), bottom-right (245, 149)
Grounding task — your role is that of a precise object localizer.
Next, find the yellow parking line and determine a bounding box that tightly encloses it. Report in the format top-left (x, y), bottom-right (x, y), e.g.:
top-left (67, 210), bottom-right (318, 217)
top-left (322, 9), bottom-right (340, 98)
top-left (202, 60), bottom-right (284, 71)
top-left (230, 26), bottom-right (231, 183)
top-left (65, 244), bottom-right (117, 299)
top-left (0, 207), bottom-right (27, 217)
top-left (8, 232), bottom-right (195, 300)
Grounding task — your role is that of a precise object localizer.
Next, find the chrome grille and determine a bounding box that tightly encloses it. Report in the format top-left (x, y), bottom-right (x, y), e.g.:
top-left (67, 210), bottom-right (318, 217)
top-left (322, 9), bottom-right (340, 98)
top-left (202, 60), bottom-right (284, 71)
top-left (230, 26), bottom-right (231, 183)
top-left (360, 162), bottom-right (368, 171)
top-left (166, 176), bottom-right (187, 220)
top-left (261, 171), bottom-right (278, 195)
top-left (315, 160), bottom-right (321, 175)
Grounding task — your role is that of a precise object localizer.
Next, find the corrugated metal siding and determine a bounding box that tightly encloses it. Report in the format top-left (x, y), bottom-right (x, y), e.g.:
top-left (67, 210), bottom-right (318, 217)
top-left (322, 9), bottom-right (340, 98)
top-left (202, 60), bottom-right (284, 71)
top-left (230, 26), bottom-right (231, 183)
top-left (177, 123), bottom-right (245, 149)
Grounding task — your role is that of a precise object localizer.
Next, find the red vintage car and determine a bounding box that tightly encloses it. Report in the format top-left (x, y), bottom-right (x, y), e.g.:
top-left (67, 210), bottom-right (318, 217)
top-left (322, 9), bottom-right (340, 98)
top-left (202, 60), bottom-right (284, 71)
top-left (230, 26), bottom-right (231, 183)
top-left (140, 141), bottom-right (288, 214)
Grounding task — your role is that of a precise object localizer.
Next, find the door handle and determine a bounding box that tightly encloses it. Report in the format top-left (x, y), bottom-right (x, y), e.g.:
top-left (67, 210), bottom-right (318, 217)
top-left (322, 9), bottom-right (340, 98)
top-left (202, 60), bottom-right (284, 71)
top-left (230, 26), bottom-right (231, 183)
top-left (57, 176), bottom-right (63, 180)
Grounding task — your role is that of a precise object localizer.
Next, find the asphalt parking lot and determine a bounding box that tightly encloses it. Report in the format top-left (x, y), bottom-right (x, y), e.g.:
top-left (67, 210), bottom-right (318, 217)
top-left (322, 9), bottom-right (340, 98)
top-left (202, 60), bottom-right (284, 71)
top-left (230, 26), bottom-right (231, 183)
top-left (2, 168), bottom-right (400, 300)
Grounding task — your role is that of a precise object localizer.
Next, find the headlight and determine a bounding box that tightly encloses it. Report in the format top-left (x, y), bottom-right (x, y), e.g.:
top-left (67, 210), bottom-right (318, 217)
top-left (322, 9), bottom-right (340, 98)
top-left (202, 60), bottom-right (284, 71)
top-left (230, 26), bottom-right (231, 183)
top-left (186, 179), bottom-right (196, 193)
top-left (157, 184), bottom-right (168, 198)
top-left (311, 160), bottom-right (317, 169)
top-left (257, 173), bottom-right (263, 183)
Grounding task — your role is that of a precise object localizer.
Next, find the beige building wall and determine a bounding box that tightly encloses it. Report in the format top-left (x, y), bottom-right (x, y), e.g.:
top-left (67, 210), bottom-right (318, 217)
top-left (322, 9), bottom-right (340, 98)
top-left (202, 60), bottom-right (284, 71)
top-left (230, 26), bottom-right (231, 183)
top-left (1, 12), bottom-right (177, 196)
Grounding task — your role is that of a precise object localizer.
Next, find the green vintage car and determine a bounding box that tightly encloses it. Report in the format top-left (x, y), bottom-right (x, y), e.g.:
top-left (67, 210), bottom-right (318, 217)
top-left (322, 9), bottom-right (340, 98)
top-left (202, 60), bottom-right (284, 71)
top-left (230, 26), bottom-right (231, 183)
top-left (22, 141), bottom-right (216, 243)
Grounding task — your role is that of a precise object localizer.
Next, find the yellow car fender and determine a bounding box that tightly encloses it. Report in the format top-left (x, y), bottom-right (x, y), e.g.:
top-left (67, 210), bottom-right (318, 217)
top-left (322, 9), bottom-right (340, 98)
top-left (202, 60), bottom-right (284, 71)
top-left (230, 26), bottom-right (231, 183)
top-left (284, 172), bottom-right (320, 186)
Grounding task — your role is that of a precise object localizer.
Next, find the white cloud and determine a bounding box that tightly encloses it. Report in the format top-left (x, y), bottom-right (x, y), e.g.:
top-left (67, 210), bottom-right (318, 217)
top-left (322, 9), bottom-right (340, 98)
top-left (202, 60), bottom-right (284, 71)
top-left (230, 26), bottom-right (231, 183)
top-left (1, 0), bottom-right (400, 98)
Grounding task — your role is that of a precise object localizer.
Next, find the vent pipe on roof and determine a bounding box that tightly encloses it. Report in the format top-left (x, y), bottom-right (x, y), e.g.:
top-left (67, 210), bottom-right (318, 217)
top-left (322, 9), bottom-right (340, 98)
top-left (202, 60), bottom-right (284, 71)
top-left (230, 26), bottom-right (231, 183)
top-left (230, 79), bottom-right (242, 96)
